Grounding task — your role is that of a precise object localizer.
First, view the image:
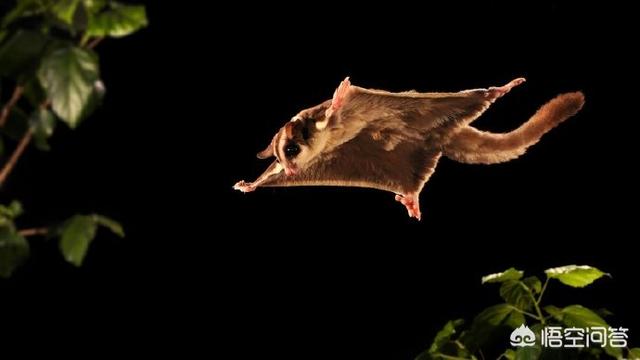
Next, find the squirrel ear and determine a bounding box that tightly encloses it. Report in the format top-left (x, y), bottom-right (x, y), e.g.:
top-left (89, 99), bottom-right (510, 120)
top-left (256, 134), bottom-right (277, 159)
top-left (284, 122), bottom-right (295, 139)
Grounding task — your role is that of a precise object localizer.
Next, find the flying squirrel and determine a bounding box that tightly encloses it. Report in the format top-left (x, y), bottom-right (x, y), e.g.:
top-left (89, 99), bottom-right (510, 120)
top-left (234, 77), bottom-right (585, 220)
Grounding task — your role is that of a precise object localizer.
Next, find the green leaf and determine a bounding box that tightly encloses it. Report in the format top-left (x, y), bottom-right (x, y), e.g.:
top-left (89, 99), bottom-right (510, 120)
top-left (522, 276), bottom-right (542, 294)
top-left (482, 268), bottom-right (523, 284)
top-left (57, 213), bottom-right (124, 266)
top-left (9, 201), bottom-right (22, 217)
top-left (86, 3), bottom-right (147, 38)
top-left (500, 280), bottom-right (534, 311)
top-left (515, 323), bottom-right (542, 360)
top-left (503, 349), bottom-right (516, 360)
top-left (529, 323), bottom-right (544, 336)
top-left (0, 227), bottom-right (30, 278)
top-left (37, 46), bottom-right (100, 127)
top-left (1, 0), bottom-right (48, 28)
top-left (30, 109), bottom-right (58, 137)
top-left (92, 214), bottom-right (124, 237)
top-left (51, 0), bottom-right (81, 25)
top-left (29, 108), bottom-right (56, 151)
top-left (0, 30), bottom-right (49, 77)
top-left (82, 0), bottom-right (107, 14)
top-left (0, 200), bottom-right (23, 219)
top-left (476, 304), bottom-right (514, 325)
top-left (23, 77), bottom-right (48, 106)
top-left (515, 344), bottom-right (541, 360)
top-left (543, 305), bottom-right (563, 321)
top-left (79, 79), bottom-right (105, 120)
top-left (460, 304), bottom-right (516, 352)
top-left (628, 348), bottom-right (640, 360)
top-left (428, 319), bottom-right (464, 354)
top-left (544, 265), bottom-right (608, 288)
top-left (504, 310), bottom-right (525, 329)
top-left (561, 305), bottom-right (606, 329)
top-left (0, 200), bottom-right (23, 227)
top-left (59, 215), bottom-right (97, 266)
top-left (596, 308), bottom-right (614, 318)
top-left (560, 305), bottom-right (622, 359)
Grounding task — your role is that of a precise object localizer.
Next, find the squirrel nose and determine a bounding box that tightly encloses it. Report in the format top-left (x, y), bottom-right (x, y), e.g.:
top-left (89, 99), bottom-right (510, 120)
top-left (285, 167), bottom-right (297, 176)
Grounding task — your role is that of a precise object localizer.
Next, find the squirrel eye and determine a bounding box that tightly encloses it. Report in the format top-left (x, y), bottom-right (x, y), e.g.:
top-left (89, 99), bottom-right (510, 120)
top-left (284, 142), bottom-right (300, 158)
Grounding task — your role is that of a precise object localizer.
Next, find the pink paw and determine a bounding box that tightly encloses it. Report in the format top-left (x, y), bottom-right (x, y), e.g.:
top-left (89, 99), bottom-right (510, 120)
top-left (332, 76), bottom-right (351, 110)
top-left (326, 77), bottom-right (351, 119)
top-left (233, 180), bottom-right (256, 193)
top-left (395, 194), bottom-right (422, 221)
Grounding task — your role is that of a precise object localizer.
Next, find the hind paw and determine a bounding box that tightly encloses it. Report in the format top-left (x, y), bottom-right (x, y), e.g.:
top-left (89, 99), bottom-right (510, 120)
top-left (395, 193), bottom-right (422, 221)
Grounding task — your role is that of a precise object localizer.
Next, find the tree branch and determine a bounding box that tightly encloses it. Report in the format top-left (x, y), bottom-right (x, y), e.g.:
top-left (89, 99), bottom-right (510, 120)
top-left (18, 227), bottom-right (49, 237)
top-left (537, 277), bottom-right (550, 305)
top-left (87, 37), bottom-right (104, 49)
top-left (526, 284), bottom-right (546, 325)
top-left (0, 85), bottom-right (25, 127)
top-left (0, 127), bottom-right (33, 186)
top-left (508, 305), bottom-right (542, 321)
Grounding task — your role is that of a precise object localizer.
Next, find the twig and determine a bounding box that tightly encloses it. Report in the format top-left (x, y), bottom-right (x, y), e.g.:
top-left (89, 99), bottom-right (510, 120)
top-left (537, 277), bottom-right (550, 305)
top-left (0, 128), bottom-right (33, 186)
top-left (0, 85), bottom-right (25, 127)
top-left (87, 37), bottom-right (104, 49)
top-left (508, 305), bottom-right (542, 321)
top-left (525, 283), bottom-right (546, 325)
top-left (18, 227), bottom-right (49, 237)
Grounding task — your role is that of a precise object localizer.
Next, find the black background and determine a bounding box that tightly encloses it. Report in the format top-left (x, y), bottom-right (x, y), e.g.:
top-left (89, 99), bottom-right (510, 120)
top-left (1, 1), bottom-right (638, 358)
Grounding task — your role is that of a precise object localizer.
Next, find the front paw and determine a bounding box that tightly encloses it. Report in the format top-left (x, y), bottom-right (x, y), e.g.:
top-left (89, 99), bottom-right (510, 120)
top-left (233, 180), bottom-right (256, 193)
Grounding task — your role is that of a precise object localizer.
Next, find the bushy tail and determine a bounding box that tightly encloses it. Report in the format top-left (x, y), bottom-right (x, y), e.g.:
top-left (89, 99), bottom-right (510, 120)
top-left (443, 92), bottom-right (585, 164)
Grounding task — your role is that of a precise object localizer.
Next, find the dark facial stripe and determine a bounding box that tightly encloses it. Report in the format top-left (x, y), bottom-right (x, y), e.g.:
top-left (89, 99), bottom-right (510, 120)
top-left (274, 129), bottom-right (283, 163)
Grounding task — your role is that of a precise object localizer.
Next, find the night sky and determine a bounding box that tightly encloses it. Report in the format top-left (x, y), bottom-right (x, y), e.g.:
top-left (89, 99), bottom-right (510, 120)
top-left (1, 2), bottom-right (637, 358)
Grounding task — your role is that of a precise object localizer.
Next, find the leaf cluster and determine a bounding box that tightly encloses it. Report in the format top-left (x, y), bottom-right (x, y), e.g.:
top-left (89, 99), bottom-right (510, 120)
top-left (0, 0), bottom-right (146, 277)
top-left (416, 266), bottom-right (638, 360)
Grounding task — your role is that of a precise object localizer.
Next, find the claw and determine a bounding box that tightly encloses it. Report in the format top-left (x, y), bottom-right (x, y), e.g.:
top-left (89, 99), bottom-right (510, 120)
top-left (233, 180), bottom-right (255, 193)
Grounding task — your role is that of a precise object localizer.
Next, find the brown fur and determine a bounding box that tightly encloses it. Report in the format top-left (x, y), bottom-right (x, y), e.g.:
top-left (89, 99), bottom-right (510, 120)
top-left (234, 78), bottom-right (585, 219)
top-left (260, 86), bottom-right (498, 194)
top-left (443, 92), bottom-right (585, 164)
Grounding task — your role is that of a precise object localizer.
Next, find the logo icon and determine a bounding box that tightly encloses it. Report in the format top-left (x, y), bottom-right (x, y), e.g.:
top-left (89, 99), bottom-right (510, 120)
top-left (511, 324), bottom-right (536, 347)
